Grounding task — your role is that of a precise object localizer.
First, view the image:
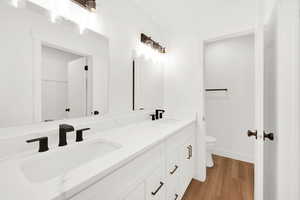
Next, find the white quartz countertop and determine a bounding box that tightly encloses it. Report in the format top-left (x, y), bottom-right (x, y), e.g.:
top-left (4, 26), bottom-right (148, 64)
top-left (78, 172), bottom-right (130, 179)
top-left (0, 117), bottom-right (196, 200)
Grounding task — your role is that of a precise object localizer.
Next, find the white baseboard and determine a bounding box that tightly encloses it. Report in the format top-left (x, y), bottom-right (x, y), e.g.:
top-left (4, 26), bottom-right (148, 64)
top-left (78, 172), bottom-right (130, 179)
top-left (211, 148), bottom-right (254, 163)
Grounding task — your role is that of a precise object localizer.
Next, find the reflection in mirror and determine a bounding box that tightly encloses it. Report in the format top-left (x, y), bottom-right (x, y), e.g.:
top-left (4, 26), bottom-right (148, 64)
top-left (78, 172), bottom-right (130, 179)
top-left (133, 56), bottom-right (164, 111)
top-left (0, 1), bottom-right (109, 128)
top-left (41, 46), bottom-right (91, 122)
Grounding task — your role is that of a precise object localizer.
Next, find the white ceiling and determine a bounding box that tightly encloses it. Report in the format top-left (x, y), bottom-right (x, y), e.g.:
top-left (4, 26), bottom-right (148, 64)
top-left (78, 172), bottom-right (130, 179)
top-left (129, 0), bottom-right (256, 34)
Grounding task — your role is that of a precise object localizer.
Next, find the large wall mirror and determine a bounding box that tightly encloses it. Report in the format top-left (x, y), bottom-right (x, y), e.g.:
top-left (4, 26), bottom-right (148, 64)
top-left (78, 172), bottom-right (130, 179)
top-left (0, 1), bottom-right (109, 128)
top-left (41, 45), bottom-right (92, 122)
top-left (133, 56), bottom-right (164, 111)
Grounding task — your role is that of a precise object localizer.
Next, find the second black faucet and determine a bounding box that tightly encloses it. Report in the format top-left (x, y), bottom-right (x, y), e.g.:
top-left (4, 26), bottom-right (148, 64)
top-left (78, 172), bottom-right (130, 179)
top-left (59, 124), bottom-right (90, 146)
top-left (150, 109), bottom-right (165, 121)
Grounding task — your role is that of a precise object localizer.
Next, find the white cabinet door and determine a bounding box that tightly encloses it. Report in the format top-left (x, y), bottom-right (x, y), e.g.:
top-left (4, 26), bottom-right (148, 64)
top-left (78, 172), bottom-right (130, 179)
top-left (146, 166), bottom-right (166, 200)
top-left (165, 178), bottom-right (181, 200)
top-left (179, 136), bottom-right (195, 194)
top-left (165, 146), bottom-right (181, 200)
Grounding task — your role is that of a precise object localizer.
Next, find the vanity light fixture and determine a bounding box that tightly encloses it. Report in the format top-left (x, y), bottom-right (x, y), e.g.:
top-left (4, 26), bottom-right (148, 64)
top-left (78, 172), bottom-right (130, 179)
top-left (141, 33), bottom-right (166, 54)
top-left (72, 0), bottom-right (96, 12)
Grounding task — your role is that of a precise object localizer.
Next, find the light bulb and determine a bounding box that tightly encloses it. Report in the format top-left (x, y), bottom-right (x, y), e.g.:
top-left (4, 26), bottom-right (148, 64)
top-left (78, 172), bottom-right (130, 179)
top-left (79, 25), bottom-right (86, 34)
top-left (50, 11), bottom-right (58, 23)
top-left (11, 0), bottom-right (19, 7)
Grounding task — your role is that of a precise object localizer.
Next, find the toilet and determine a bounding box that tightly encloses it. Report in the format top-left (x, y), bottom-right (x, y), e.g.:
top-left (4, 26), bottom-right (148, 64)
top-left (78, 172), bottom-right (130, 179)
top-left (206, 136), bottom-right (217, 167)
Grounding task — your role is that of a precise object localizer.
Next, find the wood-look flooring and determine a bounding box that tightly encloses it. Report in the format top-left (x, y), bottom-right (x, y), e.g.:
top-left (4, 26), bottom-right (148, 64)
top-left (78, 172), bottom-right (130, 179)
top-left (182, 155), bottom-right (254, 200)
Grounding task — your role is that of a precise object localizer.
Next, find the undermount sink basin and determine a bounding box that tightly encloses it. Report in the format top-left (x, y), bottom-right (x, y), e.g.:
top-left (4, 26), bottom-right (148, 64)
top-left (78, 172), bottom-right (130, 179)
top-left (20, 139), bottom-right (121, 183)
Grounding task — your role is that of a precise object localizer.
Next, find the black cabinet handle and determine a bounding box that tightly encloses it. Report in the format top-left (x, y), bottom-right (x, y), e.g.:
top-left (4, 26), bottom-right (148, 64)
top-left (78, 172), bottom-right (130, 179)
top-left (174, 194), bottom-right (179, 200)
top-left (170, 165), bottom-right (179, 175)
top-left (187, 145), bottom-right (193, 159)
top-left (151, 182), bottom-right (164, 196)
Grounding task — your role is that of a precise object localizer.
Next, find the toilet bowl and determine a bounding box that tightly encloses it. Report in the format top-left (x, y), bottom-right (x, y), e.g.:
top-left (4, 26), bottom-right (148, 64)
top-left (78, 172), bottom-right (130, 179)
top-left (206, 136), bottom-right (217, 167)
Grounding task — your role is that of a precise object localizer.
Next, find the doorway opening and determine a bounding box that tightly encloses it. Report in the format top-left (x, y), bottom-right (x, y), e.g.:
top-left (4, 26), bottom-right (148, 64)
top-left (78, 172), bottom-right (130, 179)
top-left (200, 32), bottom-right (255, 199)
top-left (41, 45), bottom-right (92, 122)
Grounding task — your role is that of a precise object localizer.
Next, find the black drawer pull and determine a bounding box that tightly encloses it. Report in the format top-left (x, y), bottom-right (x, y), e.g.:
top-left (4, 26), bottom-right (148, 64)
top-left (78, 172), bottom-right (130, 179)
top-left (174, 194), bottom-right (179, 200)
top-left (170, 165), bottom-right (179, 175)
top-left (151, 182), bottom-right (164, 196)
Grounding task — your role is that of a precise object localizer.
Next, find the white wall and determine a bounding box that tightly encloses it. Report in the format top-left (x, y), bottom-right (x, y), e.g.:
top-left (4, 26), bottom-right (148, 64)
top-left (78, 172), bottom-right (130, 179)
top-left (204, 35), bottom-right (255, 162)
top-left (264, 0), bottom-right (278, 23)
top-left (41, 46), bottom-right (81, 121)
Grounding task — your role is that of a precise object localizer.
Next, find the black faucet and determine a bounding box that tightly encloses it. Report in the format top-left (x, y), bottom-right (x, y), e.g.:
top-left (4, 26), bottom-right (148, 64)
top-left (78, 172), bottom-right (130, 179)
top-left (150, 114), bottom-right (156, 121)
top-left (59, 124), bottom-right (75, 147)
top-left (26, 137), bottom-right (49, 152)
top-left (155, 109), bottom-right (165, 120)
top-left (76, 128), bottom-right (90, 142)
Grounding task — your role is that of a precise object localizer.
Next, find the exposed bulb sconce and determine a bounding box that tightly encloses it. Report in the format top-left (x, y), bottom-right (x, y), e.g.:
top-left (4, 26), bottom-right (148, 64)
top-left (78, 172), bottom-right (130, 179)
top-left (141, 33), bottom-right (166, 54)
top-left (72, 0), bottom-right (96, 12)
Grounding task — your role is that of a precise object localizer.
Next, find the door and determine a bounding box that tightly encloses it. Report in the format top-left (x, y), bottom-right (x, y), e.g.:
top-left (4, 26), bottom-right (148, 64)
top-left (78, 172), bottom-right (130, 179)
top-left (262, 1), bottom-right (300, 200)
top-left (67, 57), bottom-right (87, 118)
top-left (263, 18), bottom-right (277, 200)
top-left (250, 1), bottom-right (265, 200)
top-left (179, 136), bottom-right (195, 194)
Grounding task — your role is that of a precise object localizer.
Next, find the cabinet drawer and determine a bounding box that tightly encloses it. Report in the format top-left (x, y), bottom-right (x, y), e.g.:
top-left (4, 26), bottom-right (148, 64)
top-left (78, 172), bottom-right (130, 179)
top-left (146, 166), bottom-right (166, 200)
top-left (165, 172), bottom-right (181, 200)
top-left (165, 148), bottom-right (180, 178)
top-left (179, 135), bottom-right (196, 194)
top-left (165, 150), bottom-right (180, 200)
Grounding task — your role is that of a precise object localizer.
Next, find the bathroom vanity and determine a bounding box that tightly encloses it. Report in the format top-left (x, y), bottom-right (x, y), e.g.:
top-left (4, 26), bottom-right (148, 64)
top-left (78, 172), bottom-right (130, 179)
top-left (70, 120), bottom-right (195, 200)
top-left (0, 113), bottom-right (198, 200)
